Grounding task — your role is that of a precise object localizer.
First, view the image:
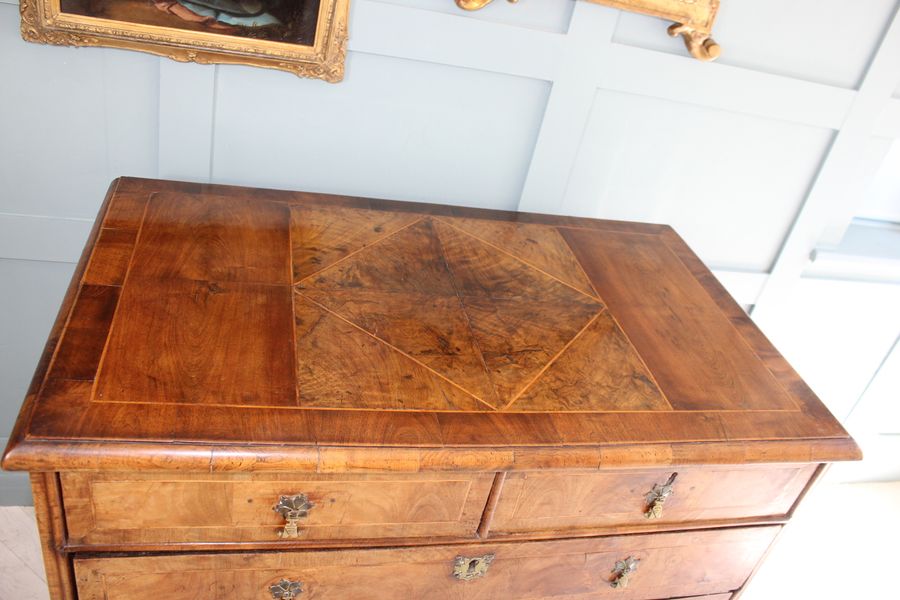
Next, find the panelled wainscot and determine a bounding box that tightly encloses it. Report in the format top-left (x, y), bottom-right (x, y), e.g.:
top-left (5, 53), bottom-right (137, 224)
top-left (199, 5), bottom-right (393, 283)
top-left (2, 178), bottom-right (860, 600)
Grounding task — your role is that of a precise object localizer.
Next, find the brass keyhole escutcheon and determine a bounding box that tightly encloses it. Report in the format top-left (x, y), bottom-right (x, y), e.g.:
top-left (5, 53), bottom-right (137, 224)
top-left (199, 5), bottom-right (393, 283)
top-left (273, 494), bottom-right (314, 539)
top-left (644, 473), bottom-right (677, 519)
top-left (610, 556), bottom-right (640, 589)
top-left (453, 554), bottom-right (495, 581)
top-left (269, 578), bottom-right (303, 599)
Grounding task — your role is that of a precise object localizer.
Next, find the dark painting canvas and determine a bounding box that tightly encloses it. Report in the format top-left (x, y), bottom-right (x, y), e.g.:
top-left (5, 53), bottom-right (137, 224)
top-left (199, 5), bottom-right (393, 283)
top-left (60, 0), bottom-right (321, 46)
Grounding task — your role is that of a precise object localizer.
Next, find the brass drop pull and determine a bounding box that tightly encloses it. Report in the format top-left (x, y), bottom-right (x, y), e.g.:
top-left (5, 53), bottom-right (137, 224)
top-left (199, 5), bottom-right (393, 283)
top-left (269, 578), bottom-right (303, 599)
top-left (610, 556), bottom-right (640, 589)
top-left (452, 554), bottom-right (495, 581)
top-left (273, 494), bottom-right (314, 538)
top-left (644, 473), bottom-right (677, 519)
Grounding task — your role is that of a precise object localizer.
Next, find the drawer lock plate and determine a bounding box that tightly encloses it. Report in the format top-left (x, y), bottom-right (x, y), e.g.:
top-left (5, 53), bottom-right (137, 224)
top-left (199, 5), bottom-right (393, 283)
top-left (269, 578), bottom-right (303, 599)
top-left (453, 554), bottom-right (495, 581)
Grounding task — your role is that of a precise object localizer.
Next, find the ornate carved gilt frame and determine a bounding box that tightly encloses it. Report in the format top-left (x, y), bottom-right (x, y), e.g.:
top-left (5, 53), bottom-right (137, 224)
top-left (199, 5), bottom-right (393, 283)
top-left (20, 0), bottom-right (350, 81)
top-left (456, 0), bottom-right (721, 61)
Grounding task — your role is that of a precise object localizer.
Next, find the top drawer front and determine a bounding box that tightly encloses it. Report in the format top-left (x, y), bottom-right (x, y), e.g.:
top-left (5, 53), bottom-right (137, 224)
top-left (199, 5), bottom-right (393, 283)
top-left (490, 463), bottom-right (816, 535)
top-left (61, 472), bottom-right (494, 547)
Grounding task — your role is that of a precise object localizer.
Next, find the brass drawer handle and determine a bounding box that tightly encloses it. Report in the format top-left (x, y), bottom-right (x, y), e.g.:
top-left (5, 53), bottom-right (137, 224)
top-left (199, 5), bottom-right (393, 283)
top-left (269, 578), bottom-right (303, 599)
top-left (273, 494), bottom-right (314, 538)
top-left (610, 556), bottom-right (640, 589)
top-left (644, 473), bottom-right (677, 519)
top-left (453, 554), bottom-right (495, 581)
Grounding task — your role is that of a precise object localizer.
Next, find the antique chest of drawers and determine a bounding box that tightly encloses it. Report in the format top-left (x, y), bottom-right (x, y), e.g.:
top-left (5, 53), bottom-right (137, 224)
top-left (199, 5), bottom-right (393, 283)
top-left (2, 177), bottom-right (860, 599)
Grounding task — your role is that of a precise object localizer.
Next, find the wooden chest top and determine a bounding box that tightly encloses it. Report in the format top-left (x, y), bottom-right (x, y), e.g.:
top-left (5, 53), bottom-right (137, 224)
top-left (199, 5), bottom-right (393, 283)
top-left (2, 178), bottom-right (859, 472)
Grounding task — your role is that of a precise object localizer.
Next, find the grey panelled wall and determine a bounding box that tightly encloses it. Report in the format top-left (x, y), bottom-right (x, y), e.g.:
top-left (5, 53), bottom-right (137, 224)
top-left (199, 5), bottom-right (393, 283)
top-left (0, 260), bottom-right (74, 504)
top-left (2, 0), bottom-right (900, 503)
top-left (0, 5), bottom-right (159, 219)
top-left (208, 55), bottom-right (550, 208)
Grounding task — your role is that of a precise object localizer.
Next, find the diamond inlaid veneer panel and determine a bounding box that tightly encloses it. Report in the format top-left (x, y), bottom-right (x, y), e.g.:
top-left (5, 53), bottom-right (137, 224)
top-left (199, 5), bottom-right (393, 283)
top-left (295, 214), bottom-right (667, 412)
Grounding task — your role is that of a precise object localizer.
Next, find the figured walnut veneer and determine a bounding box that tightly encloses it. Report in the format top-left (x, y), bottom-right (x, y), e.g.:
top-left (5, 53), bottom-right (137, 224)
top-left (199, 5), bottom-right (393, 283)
top-left (74, 527), bottom-right (778, 599)
top-left (61, 472), bottom-right (497, 547)
top-left (1, 178), bottom-right (860, 600)
top-left (3, 178), bottom-right (859, 462)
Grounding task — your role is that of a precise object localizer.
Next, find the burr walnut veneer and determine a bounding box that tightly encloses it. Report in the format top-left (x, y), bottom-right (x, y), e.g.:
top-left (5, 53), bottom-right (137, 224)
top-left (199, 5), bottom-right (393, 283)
top-left (3, 178), bottom-right (860, 599)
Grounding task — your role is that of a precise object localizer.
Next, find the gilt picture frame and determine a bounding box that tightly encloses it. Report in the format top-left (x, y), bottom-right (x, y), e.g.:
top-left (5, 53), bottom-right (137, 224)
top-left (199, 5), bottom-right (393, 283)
top-left (593, 0), bottom-right (720, 61)
top-left (20, 0), bottom-right (350, 82)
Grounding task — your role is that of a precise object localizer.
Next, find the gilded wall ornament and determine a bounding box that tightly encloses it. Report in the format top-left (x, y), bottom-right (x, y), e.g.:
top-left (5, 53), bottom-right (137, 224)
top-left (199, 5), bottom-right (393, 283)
top-left (454, 0), bottom-right (721, 62)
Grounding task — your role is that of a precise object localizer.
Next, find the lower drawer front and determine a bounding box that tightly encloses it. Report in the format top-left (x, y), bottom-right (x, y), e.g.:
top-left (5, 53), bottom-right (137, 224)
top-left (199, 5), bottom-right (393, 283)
top-left (74, 526), bottom-right (777, 599)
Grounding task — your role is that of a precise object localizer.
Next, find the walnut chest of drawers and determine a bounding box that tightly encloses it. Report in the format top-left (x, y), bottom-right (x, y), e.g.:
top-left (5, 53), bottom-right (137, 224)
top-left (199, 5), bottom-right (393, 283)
top-left (2, 177), bottom-right (860, 600)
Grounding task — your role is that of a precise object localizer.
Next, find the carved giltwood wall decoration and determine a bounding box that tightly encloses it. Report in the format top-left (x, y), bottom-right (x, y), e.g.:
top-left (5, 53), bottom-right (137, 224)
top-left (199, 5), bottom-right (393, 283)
top-left (455, 0), bottom-right (721, 62)
top-left (20, 0), bottom-right (349, 82)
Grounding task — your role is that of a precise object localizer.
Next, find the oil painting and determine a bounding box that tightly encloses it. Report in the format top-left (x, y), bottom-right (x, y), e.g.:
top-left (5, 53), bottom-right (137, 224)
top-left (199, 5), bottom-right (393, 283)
top-left (20, 0), bottom-right (349, 81)
top-left (59, 1), bottom-right (320, 46)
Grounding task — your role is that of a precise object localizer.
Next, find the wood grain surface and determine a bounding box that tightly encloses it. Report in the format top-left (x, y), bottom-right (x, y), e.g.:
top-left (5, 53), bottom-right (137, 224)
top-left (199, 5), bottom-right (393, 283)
top-left (443, 217), bottom-right (599, 298)
top-left (60, 471), bottom-right (495, 546)
top-left (72, 526), bottom-right (777, 599)
top-left (558, 228), bottom-right (797, 412)
top-left (290, 204), bottom-right (420, 282)
top-left (490, 463), bottom-right (817, 535)
top-left (2, 177), bottom-right (860, 473)
top-left (30, 474), bottom-right (76, 600)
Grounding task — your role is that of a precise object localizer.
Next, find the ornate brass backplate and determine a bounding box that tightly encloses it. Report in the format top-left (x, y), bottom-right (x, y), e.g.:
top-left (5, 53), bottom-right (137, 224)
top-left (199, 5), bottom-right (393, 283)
top-left (273, 494), bottom-right (314, 539)
top-left (610, 556), bottom-right (640, 589)
top-left (269, 578), bottom-right (303, 599)
top-left (453, 554), bottom-right (495, 581)
top-left (454, 0), bottom-right (721, 62)
top-left (644, 472), bottom-right (677, 519)
top-left (19, 0), bottom-right (349, 81)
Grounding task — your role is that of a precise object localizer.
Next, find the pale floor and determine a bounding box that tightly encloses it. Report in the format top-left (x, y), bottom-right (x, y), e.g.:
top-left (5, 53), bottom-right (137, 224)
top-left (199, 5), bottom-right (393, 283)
top-left (0, 482), bottom-right (897, 599)
top-left (0, 506), bottom-right (47, 600)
